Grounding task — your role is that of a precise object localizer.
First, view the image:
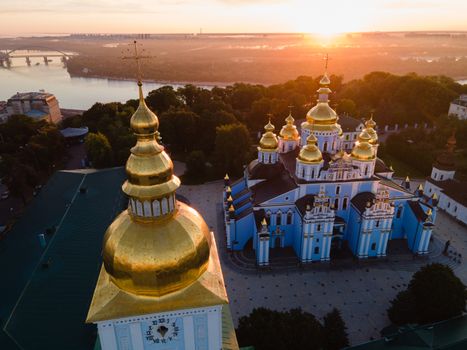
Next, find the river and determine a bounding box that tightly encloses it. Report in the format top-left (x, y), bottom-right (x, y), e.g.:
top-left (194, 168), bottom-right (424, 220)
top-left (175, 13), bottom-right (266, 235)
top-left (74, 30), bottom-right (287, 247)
top-left (0, 55), bottom-right (196, 110)
top-left (1, 54), bottom-right (466, 110)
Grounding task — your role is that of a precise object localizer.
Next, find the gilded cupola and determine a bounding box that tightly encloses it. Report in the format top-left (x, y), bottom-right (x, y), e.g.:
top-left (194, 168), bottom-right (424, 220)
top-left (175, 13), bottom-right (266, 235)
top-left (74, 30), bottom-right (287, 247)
top-left (351, 130), bottom-right (376, 161)
top-left (301, 72), bottom-right (339, 133)
top-left (364, 115), bottom-right (378, 145)
top-left (298, 133), bottom-right (323, 164)
top-left (279, 112), bottom-right (300, 141)
top-left (259, 119), bottom-right (279, 150)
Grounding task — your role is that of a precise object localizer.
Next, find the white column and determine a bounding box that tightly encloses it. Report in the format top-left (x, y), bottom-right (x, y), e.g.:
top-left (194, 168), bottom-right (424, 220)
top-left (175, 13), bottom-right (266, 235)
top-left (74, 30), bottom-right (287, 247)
top-left (258, 238), bottom-right (264, 265)
top-left (382, 232), bottom-right (389, 256)
top-left (301, 235), bottom-right (308, 262)
top-left (183, 316), bottom-right (195, 350)
top-left (207, 308), bottom-right (222, 350)
top-left (377, 231), bottom-right (384, 256)
top-left (226, 225), bottom-right (231, 249)
top-left (265, 239), bottom-right (270, 264)
top-left (98, 323), bottom-right (118, 350)
top-left (130, 323), bottom-right (144, 350)
top-left (417, 230), bottom-right (427, 254)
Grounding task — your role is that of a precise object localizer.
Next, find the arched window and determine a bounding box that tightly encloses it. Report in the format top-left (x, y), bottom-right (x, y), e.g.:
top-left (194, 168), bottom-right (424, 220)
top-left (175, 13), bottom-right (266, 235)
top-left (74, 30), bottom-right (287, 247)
top-left (276, 212), bottom-right (282, 226)
top-left (334, 198), bottom-right (339, 210)
top-left (440, 174), bottom-right (444, 180)
top-left (336, 186), bottom-right (340, 195)
top-left (317, 224), bottom-right (321, 231)
top-left (364, 167), bottom-right (368, 176)
top-left (396, 206), bottom-right (403, 218)
top-left (287, 212), bottom-right (293, 225)
top-left (376, 220), bottom-right (380, 227)
top-left (311, 169), bottom-right (315, 179)
top-left (314, 246), bottom-right (320, 254)
top-left (266, 212), bottom-right (271, 225)
top-left (302, 168), bottom-right (305, 178)
top-left (342, 198), bottom-right (348, 210)
top-left (323, 142), bottom-right (328, 152)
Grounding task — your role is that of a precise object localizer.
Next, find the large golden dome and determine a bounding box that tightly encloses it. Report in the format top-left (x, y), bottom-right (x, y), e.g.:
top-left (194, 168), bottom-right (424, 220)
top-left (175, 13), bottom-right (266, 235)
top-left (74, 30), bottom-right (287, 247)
top-left (298, 133), bottom-right (323, 163)
top-left (102, 202), bottom-right (211, 296)
top-left (259, 119), bottom-right (279, 150)
top-left (279, 113), bottom-right (300, 141)
top-left (351, 130), bottom-right (376, 161)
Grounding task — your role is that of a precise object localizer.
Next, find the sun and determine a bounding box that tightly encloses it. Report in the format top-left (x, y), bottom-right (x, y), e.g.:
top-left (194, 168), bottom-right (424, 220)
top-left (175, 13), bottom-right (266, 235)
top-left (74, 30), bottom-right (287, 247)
top-left (289, 0), bottom-right (372, 36)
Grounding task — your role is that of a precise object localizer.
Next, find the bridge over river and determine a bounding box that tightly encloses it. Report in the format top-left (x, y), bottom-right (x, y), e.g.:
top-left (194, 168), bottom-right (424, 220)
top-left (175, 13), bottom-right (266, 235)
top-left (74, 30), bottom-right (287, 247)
top-left (0, 46), bottom-right (77, 67)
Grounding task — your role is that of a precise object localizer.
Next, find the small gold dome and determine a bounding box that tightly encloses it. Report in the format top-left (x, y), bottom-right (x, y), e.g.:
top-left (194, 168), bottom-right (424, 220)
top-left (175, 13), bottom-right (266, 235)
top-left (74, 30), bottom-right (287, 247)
top-left (298, 134), bottom-right (323, 164)
top-left (365, 116), bottom-right (378, 145)
top-left (259, 119), bottom-right (279, 150)
top-left (351, 130), bottom-right (375, 161)
top-left (279, 113), bottom-right (300, 141)
top-left (320, 73), bottom-right (331, 85)
top-left (131, 82), bottom-right (159, 135)
top-left (103, 202), bottom-right (211, 297)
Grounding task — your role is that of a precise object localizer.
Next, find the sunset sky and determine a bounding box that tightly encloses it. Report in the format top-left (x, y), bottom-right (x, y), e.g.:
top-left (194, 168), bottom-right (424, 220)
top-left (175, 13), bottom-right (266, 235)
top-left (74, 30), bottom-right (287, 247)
top-left (1, 0), bottom-right (467, 35)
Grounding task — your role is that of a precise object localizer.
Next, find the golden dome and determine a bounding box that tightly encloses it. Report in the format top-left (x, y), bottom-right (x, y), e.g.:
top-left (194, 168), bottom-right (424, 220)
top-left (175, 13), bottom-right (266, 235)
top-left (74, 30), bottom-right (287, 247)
top-left (298, 133), bottom-right (323, 164)
top-left (131, 82), bottom-right (159, 135)
top-left (279, 112), bottom-right (300, 141)
top-left (306, 102), bottom-right (338, 125)
top-left (122, 82), bottom-right (180, 200)
top-left (102, 80), bottom-right (211, 298)
top-left (259, 119), bottom-right (279, 150)
top-left (351, 130), bottom-right (376, 161)
top-left (102, 202), bottom-right (211, 296)
top-left (365, 116), bottom-right (378, 145)
top-left (302, 72), bottom-right (338, 130)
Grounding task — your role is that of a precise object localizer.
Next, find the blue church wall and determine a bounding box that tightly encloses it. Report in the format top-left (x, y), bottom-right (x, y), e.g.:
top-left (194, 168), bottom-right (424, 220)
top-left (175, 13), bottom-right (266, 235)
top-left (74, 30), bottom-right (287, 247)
top-left (403, 203), bottom-right (423, 252)
top-left (348, 207), bottom-right (362, 255)
top-left (311, 233), bottom-right (325, 260)
top-left (292, 213), bottom-right (303, 256)
top-left (367, 229), bottom-right (383, 257)
top-left (390, 199), bottom-right (407, 239)
top-left (231, 214), bottom-right (254, 251)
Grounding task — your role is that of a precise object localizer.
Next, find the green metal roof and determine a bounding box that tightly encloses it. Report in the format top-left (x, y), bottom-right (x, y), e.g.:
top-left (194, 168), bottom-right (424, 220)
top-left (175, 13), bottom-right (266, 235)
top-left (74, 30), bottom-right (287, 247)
top-left (1, 168), bottom-right (126, 350)
top-left (346, 315), bottom-right (467, 350)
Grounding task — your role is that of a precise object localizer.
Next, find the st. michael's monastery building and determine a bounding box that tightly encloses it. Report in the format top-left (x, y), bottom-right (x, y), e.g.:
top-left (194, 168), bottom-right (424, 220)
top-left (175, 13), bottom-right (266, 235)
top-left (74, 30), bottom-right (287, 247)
top-left (223, 72), bottom-right (438, 266)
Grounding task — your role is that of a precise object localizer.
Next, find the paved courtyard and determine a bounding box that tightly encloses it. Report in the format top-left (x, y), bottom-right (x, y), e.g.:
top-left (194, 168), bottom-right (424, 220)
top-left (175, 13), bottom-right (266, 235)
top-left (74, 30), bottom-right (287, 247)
top-left (177, 180), bottom-right (467, 346)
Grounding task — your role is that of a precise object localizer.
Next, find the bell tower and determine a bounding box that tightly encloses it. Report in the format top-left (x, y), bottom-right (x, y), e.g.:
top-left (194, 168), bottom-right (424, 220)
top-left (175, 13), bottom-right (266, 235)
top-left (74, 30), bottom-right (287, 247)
top-left (86, 42), bottom-right (238, 350)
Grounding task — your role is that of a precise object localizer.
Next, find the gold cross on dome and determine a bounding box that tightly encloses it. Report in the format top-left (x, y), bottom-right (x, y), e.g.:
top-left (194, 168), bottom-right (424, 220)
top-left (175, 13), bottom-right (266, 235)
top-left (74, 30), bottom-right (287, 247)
top-left (122, 40), bottom-right (152, 83)
top-left (324, 53), bottom-right (330, 71)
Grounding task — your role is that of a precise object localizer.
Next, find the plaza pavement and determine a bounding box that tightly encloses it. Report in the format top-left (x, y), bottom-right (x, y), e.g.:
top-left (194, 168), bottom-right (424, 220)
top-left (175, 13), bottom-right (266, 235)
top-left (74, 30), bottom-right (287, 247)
top-left (177, 180), bottom-right (467, 346)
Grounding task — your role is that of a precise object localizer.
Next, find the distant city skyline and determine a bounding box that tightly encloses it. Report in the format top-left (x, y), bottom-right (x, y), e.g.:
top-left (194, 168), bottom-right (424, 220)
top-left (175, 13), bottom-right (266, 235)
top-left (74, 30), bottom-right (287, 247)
top-left (1, 0), bottom-right (467, 36)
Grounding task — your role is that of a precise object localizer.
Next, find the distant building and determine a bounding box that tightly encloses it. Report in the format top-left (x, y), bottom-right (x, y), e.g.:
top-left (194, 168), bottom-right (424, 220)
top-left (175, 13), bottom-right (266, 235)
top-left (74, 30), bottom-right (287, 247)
top-left (223, 71), bottom-right (437, 267)
top-left (448, 94), bottom-right (467, 119)
top-left (6, 91), bottom-right (62, 124)
top-left (424, 133), bottom-right (467, 225)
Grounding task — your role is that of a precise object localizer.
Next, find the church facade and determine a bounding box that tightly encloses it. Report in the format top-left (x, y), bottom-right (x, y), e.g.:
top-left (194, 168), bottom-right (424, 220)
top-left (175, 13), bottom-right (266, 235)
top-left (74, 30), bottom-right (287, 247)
top-left (223, 72), bottom-right (438, 266)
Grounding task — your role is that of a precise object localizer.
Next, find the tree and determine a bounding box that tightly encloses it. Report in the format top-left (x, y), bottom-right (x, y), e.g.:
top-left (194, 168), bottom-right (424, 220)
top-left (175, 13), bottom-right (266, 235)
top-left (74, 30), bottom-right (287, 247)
top-left (1, 155), bottom-right (38, 205)
top-left (85, 132), bottom-right (113, 168)
top-left (236, 308), bottom-right (323, 350)
top-left (323, 308), bottom-right (350, 350)
top-left (185, 150), bottom-right (207, 180)
top-left (146, 86), bottom-right (182, 114)
top-left (214, 123), bottom-right (252, 176)
top-left (388, 263), bottom-right (466, 325)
